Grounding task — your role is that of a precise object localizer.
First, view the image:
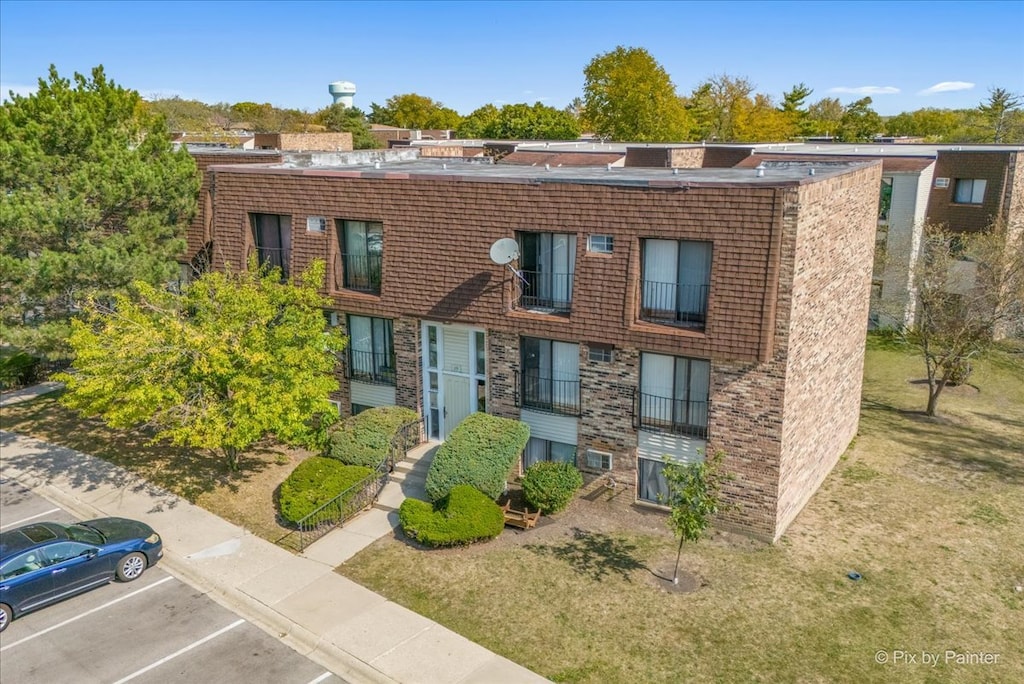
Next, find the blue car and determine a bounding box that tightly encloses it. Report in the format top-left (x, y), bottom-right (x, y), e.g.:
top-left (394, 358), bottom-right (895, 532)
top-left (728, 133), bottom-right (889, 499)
top-left (0, 517), bottom-right (163, 632)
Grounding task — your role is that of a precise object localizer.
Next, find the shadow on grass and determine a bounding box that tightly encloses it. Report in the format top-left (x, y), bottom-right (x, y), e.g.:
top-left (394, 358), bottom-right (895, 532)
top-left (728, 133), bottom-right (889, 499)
top-left (525, 527), bottom-right (647, 582)
top-left (0, 394), bottom-right (276, 509)
top-left (860, 397), bottom-right (1024, 484)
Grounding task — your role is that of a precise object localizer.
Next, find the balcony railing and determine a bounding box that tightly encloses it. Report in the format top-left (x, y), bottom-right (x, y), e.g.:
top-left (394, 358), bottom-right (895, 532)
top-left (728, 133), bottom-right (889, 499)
top-left (348, 349), bottom-right (396, 386)
top-left (515, 370), bottom-right (580, 416)
top-left (251, 246), bottom-right (290, 280)
top-left (633, 391), bottom-right (709, 438)
top-left (517, 270), bottom-right (573, 312)
top-left (342, 253), bottom-right (382, 294)
top-left (639, 280), bottom-right (708, 328)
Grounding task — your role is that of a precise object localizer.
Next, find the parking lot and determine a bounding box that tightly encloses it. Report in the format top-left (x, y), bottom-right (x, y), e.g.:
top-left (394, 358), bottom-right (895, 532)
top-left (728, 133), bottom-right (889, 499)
top-left (0, 478), bottom-right (347, 684)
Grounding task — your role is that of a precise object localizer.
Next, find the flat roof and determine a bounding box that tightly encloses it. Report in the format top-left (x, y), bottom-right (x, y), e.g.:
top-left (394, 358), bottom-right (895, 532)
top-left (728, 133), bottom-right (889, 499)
top-left (211, 157), bottom-right (877, 189)
top-left (747, 142), bottom-right (1024, 156)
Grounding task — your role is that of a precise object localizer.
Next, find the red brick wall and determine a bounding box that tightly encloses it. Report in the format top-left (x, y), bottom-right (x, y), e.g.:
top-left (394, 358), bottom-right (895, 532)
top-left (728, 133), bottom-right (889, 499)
top-left (925, 150), bottom-right (1015, 233)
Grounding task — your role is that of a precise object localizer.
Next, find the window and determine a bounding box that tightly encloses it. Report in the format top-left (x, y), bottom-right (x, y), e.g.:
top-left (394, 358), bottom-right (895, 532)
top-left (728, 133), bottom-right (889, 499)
top-left (953, 179), bottom-right (986, 205)
top-left (640, 239), bottom-right (712, 329)
top-left (522, 437), bottom-right (576, 471)
top-left (519, 337), bottom-right (580, 416)
top-left (587, 234), bottom-right (614, 254)
top-left (588, 343), bottom-right (614, 363)
top-left (347, 315), bottom-right (395, 385)
top-left (636, 353), bottom-right (710, 438)
top-left (339, 220), bottom-right (383, 293)
top-left (0, 551), bottom-right (44, 580)
top-left (638, 457), bottom-right (671, 504)
top-left (517, 232), bottom-right (576, 312)
top-left (878, 177), bottom-right (893, 221)
top-left (250, 214), bottom-right (291, 279)
top-left (351, 403), bottom-right (373, 415)
top-left (585, 448), bottom-right (612, 471)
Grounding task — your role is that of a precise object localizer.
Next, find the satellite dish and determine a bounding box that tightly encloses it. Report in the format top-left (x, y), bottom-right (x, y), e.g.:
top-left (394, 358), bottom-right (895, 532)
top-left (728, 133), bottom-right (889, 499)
top-left (489, 238), bottom-right (520, 265)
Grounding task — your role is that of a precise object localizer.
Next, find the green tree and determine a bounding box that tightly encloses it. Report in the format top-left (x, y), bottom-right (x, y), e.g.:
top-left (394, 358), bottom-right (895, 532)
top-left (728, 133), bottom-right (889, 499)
top-left (456, 103), bottom-right (500, 138)
top-left (661, 449), bottom-right (732, 585)
top-left (779, 83), bottom-right (814, 137)
top-left (836, 97), bottom-right (882, 142)
top-left (313, 104), bottom-right (380, 149)
top-left (900, 223), bottom-right (1024, 416)
top-left (146, 97), bottom-right (222, 132)
top-left (368, 93), bottom-right (462, 130)
top-left (734, 93), bottom-right (790, 142)
top-left (806, 97), bottom-right (844, 137)
top-left (0, 65), bottom-right (199, 358)
top-left (687, 73), bottom-right (756, 142)
top-left (57, 260), bottom-right (346, 471)
top-left (477, 102), bottom-right (581, 140)
top-left (977, 87), bottom-right (1022, 143)
top-left (582, 45), bottom-right (690, 142)
top-left (884, 107), bottom-right (962, 140)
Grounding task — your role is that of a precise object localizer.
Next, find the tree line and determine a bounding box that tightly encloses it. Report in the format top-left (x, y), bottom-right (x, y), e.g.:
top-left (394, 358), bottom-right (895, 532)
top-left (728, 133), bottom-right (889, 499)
top-left (146, 46), bottom-right (1022, 145)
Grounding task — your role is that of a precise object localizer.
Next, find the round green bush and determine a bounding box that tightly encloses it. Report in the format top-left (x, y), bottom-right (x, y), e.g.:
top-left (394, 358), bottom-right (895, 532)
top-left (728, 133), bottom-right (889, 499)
top-left (425, 412), bottom-right (530, 502)
top-left (522, 461), bottom-right (583, 514)
top-left (324, 406), bottom-right (418, 467)
top-left (278, 457), bottom-right (374, 525)
top-left (398, 485), bottom-right (505, 547)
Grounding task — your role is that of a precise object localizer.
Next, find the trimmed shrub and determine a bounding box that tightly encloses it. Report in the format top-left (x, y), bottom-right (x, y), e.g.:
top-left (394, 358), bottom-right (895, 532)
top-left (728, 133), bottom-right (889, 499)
top-left (522, 461), bottom-right (583, 514)
top-left (278, 457), bottom-right (373, 525)
top-left (425, 412), bottom-right (530, 501)
top-left (399, 485), bottom-right (505, 547)
top-left (324, 406), bottom-right (418, 467)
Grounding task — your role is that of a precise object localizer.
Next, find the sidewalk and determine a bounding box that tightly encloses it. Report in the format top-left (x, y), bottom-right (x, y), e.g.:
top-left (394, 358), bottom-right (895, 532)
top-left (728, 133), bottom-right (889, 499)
top-left (0, 429), bottom-right (548, 684)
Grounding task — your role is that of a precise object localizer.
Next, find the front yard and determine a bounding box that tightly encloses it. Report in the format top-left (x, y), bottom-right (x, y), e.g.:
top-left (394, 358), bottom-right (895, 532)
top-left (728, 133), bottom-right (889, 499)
top-left (2, 337), bottom-right (1021, 682)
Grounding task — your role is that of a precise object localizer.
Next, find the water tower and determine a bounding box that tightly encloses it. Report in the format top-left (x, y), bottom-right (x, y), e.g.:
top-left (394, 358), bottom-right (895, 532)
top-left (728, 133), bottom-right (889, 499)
top-left (328, 81), bottom-right (356, 108)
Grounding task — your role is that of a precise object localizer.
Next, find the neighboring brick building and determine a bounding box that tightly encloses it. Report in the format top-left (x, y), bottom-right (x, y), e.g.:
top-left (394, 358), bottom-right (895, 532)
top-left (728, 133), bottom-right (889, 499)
top-left (196, 156), bottom-right (881, 541)
top-left (253, 132), bottom-right (353, 152)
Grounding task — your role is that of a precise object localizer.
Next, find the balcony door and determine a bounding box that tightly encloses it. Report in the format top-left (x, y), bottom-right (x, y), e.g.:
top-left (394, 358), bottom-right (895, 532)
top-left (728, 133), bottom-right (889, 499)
top-left (422, 322), bottom-right (486, 440)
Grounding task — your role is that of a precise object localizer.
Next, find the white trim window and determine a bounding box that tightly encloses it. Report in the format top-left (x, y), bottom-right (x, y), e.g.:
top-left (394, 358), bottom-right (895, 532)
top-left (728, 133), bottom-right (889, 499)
top-left (640, 239), bottom-right (712, 328)
top-left (953, 179), bottom-right (986, 205)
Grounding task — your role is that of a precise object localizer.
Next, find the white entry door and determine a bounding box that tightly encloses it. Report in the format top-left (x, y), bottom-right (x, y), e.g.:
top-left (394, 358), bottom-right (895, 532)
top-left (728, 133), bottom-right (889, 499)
top-left (422, 322), bottom-right (486, 440)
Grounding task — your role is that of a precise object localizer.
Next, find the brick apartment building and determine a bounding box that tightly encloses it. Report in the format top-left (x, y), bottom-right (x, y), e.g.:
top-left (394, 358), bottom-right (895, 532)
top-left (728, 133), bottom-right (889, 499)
top-left (189, 155), bottom-right (881, 541)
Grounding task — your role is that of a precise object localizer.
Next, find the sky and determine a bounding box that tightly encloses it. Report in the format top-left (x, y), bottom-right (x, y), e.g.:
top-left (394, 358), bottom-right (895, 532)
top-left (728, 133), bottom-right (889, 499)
top-left (2, 0), bottom-right (1022, 117)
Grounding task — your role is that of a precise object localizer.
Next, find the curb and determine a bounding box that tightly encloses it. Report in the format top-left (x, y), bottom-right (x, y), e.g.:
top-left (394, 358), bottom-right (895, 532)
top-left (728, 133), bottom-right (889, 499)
top-left (22, 476), bottom-right (396, 684)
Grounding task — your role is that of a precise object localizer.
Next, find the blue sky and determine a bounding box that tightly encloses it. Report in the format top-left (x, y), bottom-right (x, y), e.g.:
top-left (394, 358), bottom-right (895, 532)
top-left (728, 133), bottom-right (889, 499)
top-left (2, 1), bottom-right (1022, 116)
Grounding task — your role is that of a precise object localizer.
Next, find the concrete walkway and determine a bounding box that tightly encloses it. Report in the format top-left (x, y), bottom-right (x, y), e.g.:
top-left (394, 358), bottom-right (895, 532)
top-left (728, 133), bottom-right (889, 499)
top-left (0, 428), bottom-right (547, 684)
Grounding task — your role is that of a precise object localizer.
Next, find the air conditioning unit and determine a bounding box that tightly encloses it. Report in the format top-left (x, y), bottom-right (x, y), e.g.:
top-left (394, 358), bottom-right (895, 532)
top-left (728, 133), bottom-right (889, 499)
top-left (934, 178), bottom-right (950, 189)
top-left (328, 400), bottom-right (342, 415)
top-left (585, 449), bottom-right (613, 471)
top-left (307, 216), bottom-right (327, 232)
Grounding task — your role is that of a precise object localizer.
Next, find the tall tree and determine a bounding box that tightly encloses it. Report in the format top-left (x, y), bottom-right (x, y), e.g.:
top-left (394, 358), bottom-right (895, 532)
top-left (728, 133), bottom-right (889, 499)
top-left (661, 450), bottom-right (732, 585)
top-left (313, 104), bottom-right (380, 149)
top-left (464, 102), bottom-right (580, 140)
top-left (899, 223), bottom-right (1024, 416)
top-left (687, 74), bottom-right (756, 142)
top-left (582, 46), bottom-right (690, 142)
top-left (836, 97), bottom-right (882, 142)
top-left (57, 261), bottom-right (346, 470)
top-left (0, 65), bottom-right (199, 358)
top-left (806, 97), bottom-right (844, 137)
top-left (368, 93), bottom-right (462, 130)
top-left (456, 103), bottom-right (500, 138)
top-left (734, 93), bottom-right (790, 142)
top-left (779, 83), bottom-right (813, 138)
top-left (977, 87), bottom-right (1022, 143)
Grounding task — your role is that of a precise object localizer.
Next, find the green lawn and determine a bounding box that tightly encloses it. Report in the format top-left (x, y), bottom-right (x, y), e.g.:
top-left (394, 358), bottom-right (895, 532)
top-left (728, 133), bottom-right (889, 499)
top-left (339, 339), bottom-right (1024, 683)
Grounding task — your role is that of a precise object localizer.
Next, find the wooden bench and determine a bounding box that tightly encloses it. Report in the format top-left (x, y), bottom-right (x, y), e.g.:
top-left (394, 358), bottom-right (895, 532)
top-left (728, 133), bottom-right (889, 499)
top-left (501, 501), bottom-right (540, 529)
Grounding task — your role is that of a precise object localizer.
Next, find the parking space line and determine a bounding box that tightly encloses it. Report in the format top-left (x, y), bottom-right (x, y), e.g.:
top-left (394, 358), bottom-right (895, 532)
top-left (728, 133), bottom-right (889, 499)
top-left (0, 507), bottom-right (61, 530)
top-left (110, 618), bottom-right (245, 684)
top-left (306, 673), bottom-right (333, 684)
top-left (0, 576), bottom-right (175, 652)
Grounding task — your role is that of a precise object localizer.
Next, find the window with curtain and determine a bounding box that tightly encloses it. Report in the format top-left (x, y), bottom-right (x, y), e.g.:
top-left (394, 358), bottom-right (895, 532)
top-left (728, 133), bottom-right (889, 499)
top-left (347, 315), bottom-right (395, 385)
top-left (250, 213), bottom-right (292, 280)
top-left (339, 220), bottom-right (383, 293)
top-left (638, 352), bottom-right (710, 438)
top-left (522, 437), bottom-right (577, 471)
top-left (517, 232), bottom-right (577, 312)
top-left (640, 239), bottom-right (712, 329)
top-left (520, 337), bottom-right (579, 415)
top-left (953, 179), bottom-right (986, 205)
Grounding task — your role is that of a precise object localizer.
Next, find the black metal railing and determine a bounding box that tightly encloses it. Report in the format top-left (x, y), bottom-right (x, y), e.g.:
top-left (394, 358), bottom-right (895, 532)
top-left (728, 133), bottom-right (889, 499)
top-left (639, 280), bottom-right (708, 328)
top-left (515, 370), bottom-right (581, 416)
top-left (342, 253), bottom-right (382, 294)
top-left (253, 246), bottom-right (290, 280)
top-left (347, 349), bottom-right (396, 385)
top-left (633, 391), bottom-right (709, 439)
top-left (517, 270), bottom-right (573, 312)
top-left (292, 417), bottom-right (424, 552)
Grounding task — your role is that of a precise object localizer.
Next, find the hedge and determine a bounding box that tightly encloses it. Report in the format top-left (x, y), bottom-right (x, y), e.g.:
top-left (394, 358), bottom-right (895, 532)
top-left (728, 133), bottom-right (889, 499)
top-left (424, 412), bottom-right (530, 501)
top-left (324, 406), bottom-right (418, 467)
top-left (278, 457), bottom-right (374, 525)
top-left (398, 485), bottom-right (505, 547)
top-left (522, 461), bottom-right (583, 514)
